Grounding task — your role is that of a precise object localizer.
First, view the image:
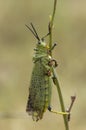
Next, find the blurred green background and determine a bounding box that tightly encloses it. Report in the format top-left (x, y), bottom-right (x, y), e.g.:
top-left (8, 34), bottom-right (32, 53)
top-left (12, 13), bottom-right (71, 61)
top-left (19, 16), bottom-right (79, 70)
top-left (0, 0), bottom-right (86, 130)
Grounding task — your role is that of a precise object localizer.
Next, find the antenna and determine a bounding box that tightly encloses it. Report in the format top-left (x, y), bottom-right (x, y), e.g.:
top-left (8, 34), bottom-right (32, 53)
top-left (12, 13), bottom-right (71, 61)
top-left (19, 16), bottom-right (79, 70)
top-left (25, 23), bottom-right (40, 41)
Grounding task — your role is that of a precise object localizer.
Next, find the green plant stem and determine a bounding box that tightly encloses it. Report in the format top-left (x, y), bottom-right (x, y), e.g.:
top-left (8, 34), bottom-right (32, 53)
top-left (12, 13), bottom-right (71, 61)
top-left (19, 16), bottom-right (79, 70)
top-left (49, 0), bottom-right (57, 55)
top-left (52, 68), bottom-right (69, 130)
top-left (49, 0), bottom-right (69, 130)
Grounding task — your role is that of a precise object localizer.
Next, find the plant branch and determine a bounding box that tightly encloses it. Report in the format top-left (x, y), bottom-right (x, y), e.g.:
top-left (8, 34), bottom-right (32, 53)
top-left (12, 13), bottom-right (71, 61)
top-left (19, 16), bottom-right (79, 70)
top-left (49, 0), bottom-right (69, 130)
top-left (49, 0), bottom-right (57, 56)
top-left (52, 68), bottom-right (69, 130)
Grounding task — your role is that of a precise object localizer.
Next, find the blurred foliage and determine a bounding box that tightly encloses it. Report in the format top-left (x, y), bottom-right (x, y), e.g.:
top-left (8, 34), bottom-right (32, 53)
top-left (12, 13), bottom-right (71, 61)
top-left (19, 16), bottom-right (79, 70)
top-left (0, 0), bottom-right (86, 130)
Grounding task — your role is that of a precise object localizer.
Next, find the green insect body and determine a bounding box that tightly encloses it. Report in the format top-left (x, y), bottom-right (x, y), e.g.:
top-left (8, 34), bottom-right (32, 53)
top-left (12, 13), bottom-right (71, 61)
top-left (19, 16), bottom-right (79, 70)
top-left (26, 23), bottom-right (56, 121)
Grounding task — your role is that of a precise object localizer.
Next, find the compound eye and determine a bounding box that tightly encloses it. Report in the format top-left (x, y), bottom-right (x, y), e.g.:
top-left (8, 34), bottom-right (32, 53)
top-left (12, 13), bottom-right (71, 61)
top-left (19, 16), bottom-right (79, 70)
top-left (38, 41), bottom-right (41, 44)
top-left (41, 38), bottom-right (44, 41)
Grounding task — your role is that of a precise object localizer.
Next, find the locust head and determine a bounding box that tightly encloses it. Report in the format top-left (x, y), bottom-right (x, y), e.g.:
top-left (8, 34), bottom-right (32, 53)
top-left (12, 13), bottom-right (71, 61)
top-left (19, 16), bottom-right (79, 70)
top-left (25, 23), bottom-right (49, 49)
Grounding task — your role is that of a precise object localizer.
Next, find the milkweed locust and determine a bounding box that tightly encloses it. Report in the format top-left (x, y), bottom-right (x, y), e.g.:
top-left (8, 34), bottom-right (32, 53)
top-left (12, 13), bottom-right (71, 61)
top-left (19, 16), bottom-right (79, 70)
top-left (25, 2), bottom-right (76, 129)
top-left (25, 23), bottom-right (68, 121)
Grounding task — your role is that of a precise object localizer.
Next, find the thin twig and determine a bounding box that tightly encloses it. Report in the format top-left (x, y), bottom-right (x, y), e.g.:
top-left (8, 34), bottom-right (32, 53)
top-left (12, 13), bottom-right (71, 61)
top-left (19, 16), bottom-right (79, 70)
top-left (52, 68), bottom-right (69, 130)
top-left (66, 95), bottom-right (76, 121)
top-left (49, 0), bottom-right (57, 56)
top-left (49, 0), bottom-right (69, 130)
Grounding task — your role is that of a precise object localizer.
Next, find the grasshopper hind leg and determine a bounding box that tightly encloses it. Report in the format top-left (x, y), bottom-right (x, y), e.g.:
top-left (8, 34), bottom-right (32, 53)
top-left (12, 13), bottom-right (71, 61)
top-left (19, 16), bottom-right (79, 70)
top-left (48, 106), bottom-right (69, 115)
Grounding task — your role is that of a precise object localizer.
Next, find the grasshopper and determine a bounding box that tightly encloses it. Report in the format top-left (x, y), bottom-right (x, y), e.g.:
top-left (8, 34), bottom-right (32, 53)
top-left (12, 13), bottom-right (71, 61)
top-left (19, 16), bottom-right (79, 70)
top-left (26, 23), bottom-right (67, 121)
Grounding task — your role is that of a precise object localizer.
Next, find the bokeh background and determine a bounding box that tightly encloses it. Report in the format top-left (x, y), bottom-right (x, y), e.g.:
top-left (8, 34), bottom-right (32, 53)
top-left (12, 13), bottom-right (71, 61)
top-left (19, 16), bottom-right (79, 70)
top-left (0, 0), bottom-right (86, 130)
